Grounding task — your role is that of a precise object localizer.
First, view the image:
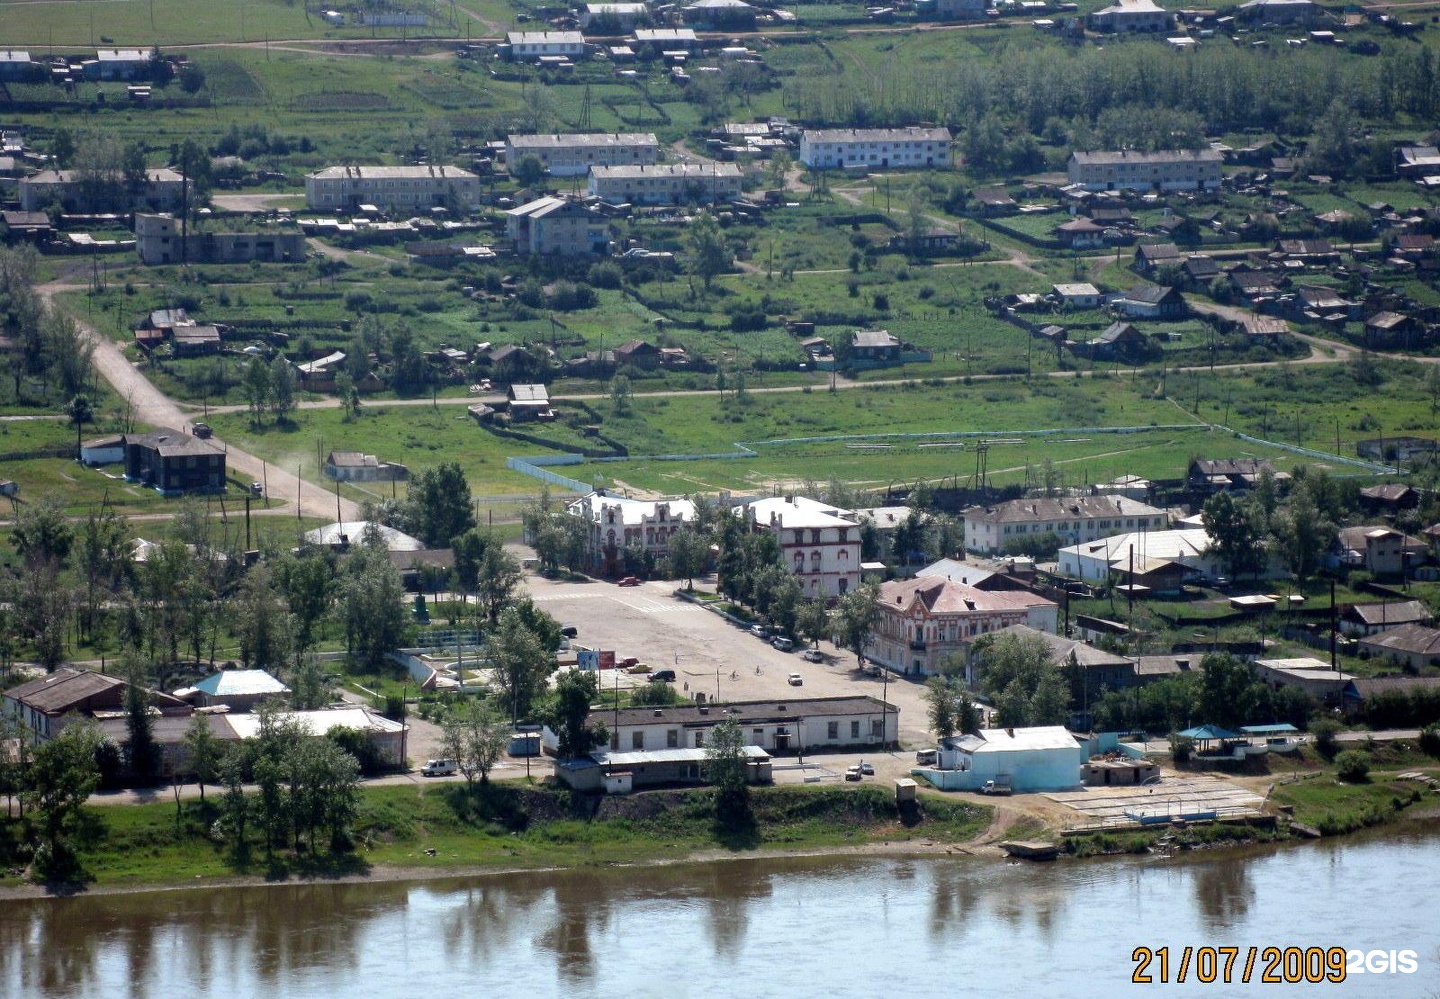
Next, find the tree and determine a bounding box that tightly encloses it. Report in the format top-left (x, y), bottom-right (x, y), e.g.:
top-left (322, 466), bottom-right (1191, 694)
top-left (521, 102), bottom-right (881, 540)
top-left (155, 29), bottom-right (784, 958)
top-left (184, 714), bottom-right (222, 802)
top-left (17, 558), bottom-right (72, 671)
top-left (487, 607), bottom-right (555, 723)
top-left (122, 654), bottom-right (161, 785)
top-left (441, 702), bottom-right (510, 786)
top-left (335, 370), bottom-right (362, 421)
top-left (407, 462), bottom-right (477, 549)
top-left (973, 631), bottom-right (1070, 727)
top-left (1198, 653), bottom-right (1259, 729)
top-left (67, 393), bottom-right (94, 460)
top-left (1272, 477), bottom-right (1334, 583)
top-left (609, 373), bottom-right (633, 417)
top-left (269, 357), bottom-right (296, 424)
top-left (50, 127), bottom-right (76, 170)
top-left (24, 722), bottom-right (102, 877)
top-left (926, 675), bottom-right (958, 739)
top-left (512, 154), bottom-right (546, 188)
top-left (545, 669), bottom-right (607, 758)
top-left (337, 546), bottom-right (409, 670)
top-left (243, 355), bottom-right (271, 423)
top-left (1200, 491), bottom-right (1266, 580)
top-left (834, 583), bottom-right (882, 662)
top-left (685, 211), bottom-right (731, 291)
top-left (218, 746), bottom-right (249, 855)
top-left (667, 528), bottom-right (709, 591)
top-left (796, 599), bottom-right (830, 650)
top-left (234, 564), bottom-right (292, 671)
top-left (703, 717), bottom-right (750, 827)
top-left (477, 541), bottom-right (522, 625)
top-left (1334, 750), bottom-right (1370, 783)
top-left (10, 494), bottom-right (75, 568)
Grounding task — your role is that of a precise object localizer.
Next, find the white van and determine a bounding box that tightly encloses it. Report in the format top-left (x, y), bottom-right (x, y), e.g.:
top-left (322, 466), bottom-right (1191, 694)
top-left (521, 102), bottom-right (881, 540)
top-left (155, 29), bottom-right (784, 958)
top-left (421, 758), bottom-right (459, 777)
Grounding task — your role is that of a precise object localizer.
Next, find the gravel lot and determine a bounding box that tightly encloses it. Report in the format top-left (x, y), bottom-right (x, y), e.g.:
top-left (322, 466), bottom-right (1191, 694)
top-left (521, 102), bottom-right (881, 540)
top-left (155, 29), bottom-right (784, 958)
top-left (524, 573), bottom-right (936, 755)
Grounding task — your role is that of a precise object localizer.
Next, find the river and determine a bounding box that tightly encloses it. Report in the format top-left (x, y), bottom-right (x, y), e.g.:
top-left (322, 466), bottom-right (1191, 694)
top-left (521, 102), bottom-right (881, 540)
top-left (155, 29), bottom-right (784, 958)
top-left (2, 827), bottom-right (1436, 999)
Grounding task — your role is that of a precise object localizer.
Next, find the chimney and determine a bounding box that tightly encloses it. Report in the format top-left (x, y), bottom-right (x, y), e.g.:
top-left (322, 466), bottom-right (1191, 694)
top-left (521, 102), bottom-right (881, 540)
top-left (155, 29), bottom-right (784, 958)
top-left (653, 709), bottom-right (663, 717)
top-left (699, 705), bottom-right (709, 715)
top-left (1006, 728), bottom-right (1015, 737)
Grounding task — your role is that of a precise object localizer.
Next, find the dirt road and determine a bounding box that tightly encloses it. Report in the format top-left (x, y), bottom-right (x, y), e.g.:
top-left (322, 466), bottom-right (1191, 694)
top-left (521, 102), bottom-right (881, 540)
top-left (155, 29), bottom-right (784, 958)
top-left (39, 282), bottom-right (359, 524)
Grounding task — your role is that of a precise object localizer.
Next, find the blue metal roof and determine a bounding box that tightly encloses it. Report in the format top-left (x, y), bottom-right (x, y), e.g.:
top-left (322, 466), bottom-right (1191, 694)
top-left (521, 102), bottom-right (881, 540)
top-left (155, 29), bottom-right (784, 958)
top-left (1240, 723), bottom-right (1299, 735)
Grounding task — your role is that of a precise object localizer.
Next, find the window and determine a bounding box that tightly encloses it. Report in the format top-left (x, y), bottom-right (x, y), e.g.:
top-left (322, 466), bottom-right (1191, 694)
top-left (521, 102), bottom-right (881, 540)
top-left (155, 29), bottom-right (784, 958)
top-left (753, 728), bottom-right (764, 743)
top-left (827, 721), bottom-right (839, 739)
top-left (871, 719), bottom-right (883, 737)
top-left (694, 731), bottom-right (705, 748)
top-left (811, 529), bottom-right (821, 544)
top-left (850, 720), bottom-right (860, 738)
top-left (667, 729), bottom-right (678, 748)
top-left (632, 731), bottom-right (644, 750)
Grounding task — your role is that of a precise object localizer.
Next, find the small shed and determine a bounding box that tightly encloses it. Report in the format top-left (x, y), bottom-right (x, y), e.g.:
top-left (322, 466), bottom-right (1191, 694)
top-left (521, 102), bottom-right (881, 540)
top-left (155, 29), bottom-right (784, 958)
top-left (81, 435), bottom-right (126, 466)
top-left (894, 777), bottom-right (918, 804)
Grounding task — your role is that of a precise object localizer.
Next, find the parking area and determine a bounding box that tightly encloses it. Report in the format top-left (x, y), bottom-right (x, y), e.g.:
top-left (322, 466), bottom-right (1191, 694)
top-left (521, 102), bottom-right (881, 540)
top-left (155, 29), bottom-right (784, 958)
top-left (524, 573), bottom-right (936, 748)
top-left (1044, 771), bottom-right (1267, 827)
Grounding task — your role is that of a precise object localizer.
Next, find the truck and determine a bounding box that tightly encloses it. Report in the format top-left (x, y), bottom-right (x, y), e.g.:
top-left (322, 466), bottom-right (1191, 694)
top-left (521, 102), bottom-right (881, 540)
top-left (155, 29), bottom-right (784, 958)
top-left (979, 778), bottom-right (1012, 796)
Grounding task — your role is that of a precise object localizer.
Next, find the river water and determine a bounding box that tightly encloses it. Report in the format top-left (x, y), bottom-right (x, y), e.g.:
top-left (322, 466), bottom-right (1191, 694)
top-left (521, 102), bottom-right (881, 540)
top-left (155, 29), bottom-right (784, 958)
top-left (2, 827), bottom-right (1436, 999)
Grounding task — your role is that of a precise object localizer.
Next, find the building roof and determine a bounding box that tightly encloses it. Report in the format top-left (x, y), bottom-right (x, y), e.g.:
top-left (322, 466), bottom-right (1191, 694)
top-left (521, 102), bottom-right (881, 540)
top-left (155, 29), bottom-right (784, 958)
top-left (971, 495), bottom-right (1165, 526)
top-left (947, 725), bottom-right (1080, 753)
top-left (126, 428), bottom-right (223, 459)
top-left (1346, 675), bottom-right (1440, 699)
top-left (506, 195), bottom-right (598, 220)
top-left (1091, 0), bottom-right (1167, 14)
top-left (1359, 483), bottom-right (1416, 502)
top-left (1344, 600), bottom-right (1431, 627)
top-left (633, 28), bottom-right (698, 40)
top-left (308, 164), bottom-right (478, 182)
top-left (4, 667), bottom-right (125, 715)
top-left (1061, 528), bottom-right (1213, 567)
top-left (1177, 724), bottom-right (1241, 740)
top-left (604, 695), bottom-right (897, 729)
top-left (589, 163), bottom-right (742, 180)
top-left (1190, 457), bottom-right (1276, 479)
top-left (801, 127), bottom-right (951, 145)
top-left (1253, 657), bottom-right (1356, 681)
top-left (1073, 149), bottom-right (1221, 166)
top-left (568, 491), bottom-right (697, 527)
top-left (326, 451), bottom-right (383, 469)
top-left (508, 132), bottom-right (659, 150)
top-left (1118, 284), bottom-right (1179, 306)
top-left (989, 624), bottom-right (1132, 668)
top-left (192, 670), bottom-right (290, 698)
top-left (1053, 282), bottom-right (1100, 297)
top-left (1337, 525), bottom-right (1424, 552)
top-left (1134, 654), bottom-right (1200, 676)
top-left (508, 383), bottom-right (550, 404)
top-left (593, 745), bottom-right (769, 768)
top-left (1358, 623), bottom-right (1440, 657)
top-left (96, 48), bottom-right (154, 61)
top-left (1094, 321), bottom-right (1142, 345)
top-left (302, 521), bottom-right (426, 551)
top-left (224, 706), bottom-right (404, 740)
top-left (852, 329), bottom-right (900, 349)
top-left (1136, 242), bottom-right (1183, 261)
top-left (878, 577), bottom-right (1053, 616)
top-left (506, 31), bottom-right (586, 45)
top-left (741, 495), bottom-right (855, 530)
top-left (915, 559), bottom-right (999, 586)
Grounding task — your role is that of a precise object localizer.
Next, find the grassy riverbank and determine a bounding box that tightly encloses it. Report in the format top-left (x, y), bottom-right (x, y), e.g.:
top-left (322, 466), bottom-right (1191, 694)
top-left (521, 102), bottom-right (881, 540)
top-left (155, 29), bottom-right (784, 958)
top-left (0, 782), bottom-right (991, 895)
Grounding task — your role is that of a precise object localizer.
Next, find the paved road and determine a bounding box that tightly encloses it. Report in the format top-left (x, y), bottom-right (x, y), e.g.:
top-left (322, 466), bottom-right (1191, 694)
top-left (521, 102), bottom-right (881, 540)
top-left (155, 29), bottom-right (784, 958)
top-left (39, 282), bottom-right (359, 524)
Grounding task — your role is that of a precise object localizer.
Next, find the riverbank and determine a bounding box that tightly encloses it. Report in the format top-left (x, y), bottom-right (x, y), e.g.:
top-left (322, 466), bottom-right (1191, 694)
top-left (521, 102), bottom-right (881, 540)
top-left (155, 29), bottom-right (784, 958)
top-left (0, 782), bottom-right (993, 900)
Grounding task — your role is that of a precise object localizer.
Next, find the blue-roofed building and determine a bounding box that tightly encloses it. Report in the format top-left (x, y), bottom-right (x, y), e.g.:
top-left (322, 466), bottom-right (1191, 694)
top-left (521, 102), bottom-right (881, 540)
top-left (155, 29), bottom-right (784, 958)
top-left (181, 669), bottom-right (290, 712)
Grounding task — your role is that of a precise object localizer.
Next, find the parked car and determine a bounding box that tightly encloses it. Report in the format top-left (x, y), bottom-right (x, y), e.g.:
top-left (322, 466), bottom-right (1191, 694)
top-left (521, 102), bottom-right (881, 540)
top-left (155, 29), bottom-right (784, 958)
top-left (191, 422), bottom-right (212, 439)
top-left (560, 624), bottom-right (579, 638)
top-left (749, 624), bottom-right (769, 639)
top-left (979, 779), bottom-right (1012, 796)
top-left (249, 482), bottom-right (264, 497)
top-left (915, 748), bottom-right (938, 766)
top-left (420, 758), bottom-right (458, 777)
top-left (844, 766), bottom-right (862, 781)
top-left (626, 662), bottom-right (651, 674)
top-left (649, 668), bottom-right (676, 683)
top-left (801, 648), bottom-right (824, 663)
top-left (617, 576), bottom-right (641, 587)
top-left (858, 761), bottom-right (875, 776)
top-left (787, 673), bottom-right (803, 686)
top-left (618, 656), bottom-right (641, 668)
top-left (771, 636), bottom-right (794, 652)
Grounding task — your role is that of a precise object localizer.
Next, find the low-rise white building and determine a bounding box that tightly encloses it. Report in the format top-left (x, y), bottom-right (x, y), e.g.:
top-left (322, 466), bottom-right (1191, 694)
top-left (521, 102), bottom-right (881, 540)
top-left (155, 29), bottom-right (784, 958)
top-left (1057, 527), bottom-right (1289, 583)
top-left (304, 164), bottom-right (480, 212)
top-left (965, 495), bottom-right (1168, 555)
top-left (1067, 149), bottom-right (1223, 192)
top-left (798, 127), bottom-right (952, 170)
top-left (505, 31), bottom-right (587, 60)
top-left (928, 726), bottom-right (1083, 793)
top-left (567, 491), bottom-right (697, 574)
top-left (587, 162), bottom-right (742, 204)
top-left (737, 495), bottom-right (862, 598)
top-left (506, 132), bottom-right (661, 177)
top-left (505, 196), bottom-right (610, 256)
top-left (866, 576), bottom-right (1057, 676)
top-left (1087, 0), bottom-right (1171, 32)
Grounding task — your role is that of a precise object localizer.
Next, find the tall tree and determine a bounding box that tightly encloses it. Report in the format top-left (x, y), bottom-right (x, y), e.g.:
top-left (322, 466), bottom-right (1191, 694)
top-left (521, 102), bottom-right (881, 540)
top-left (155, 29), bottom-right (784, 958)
top-left (440, 703), bottom-right (510, 787)
top-left (487, 607), bottom-right (555, 724)
top-left (10, 494), bottom-right (75, 568)
top-left (269, 357), bottom-right (296, 424)
top-left (407, 462), bottom-right (477, 549)
top-left (122, 653), bottom-right (161, 786)
top-left (703, 717), bottom-right (751, 827)
top-left (67, 393), bottom-right (94, 460)
top-left (796, 599), bottom-right (830, 650)
top-left (337, 546), bottom-right (408, 670)
top-left (835, 583), bottom-right (882, 663)
top-left (183, 714), bottom-right (222, 802)
top-left (243, 355), bottom-right (271, 424)
top-left (545, 669), bottom-right (607, 758)
top-left (24, 722), bottom-right (102, 877)
top-left (234, 564), bottom-right (292, 671)
top-left (476, 542), bottom-right (521, 625)
top-left (1200, 491), bottom-right (1266, 581)
top-left (685, 211), bottom-right (731, 291)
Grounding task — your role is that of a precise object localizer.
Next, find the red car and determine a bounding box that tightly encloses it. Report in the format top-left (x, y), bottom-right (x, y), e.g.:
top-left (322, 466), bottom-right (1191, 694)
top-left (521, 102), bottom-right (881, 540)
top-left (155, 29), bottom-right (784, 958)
top-left (617, 576), bottom-right (641, 587)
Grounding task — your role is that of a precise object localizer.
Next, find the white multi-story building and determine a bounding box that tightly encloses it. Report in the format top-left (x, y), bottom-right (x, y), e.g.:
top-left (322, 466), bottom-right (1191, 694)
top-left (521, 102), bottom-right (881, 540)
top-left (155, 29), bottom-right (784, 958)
top-left (567, 491), bottom-right (697, 574)
top-left (965, 495), bottom-right (1168, 555)
top-left (798, 127), bottom-right (952, 170)
top-left (303, 164), bottom-right (480, 212)
top-left (737, 496), bottom-right (861, 599)
top-left (1067, 149), bottom-right (1223, 192)
top-left (506, 132), bottom-right (661, 177)
top-left (505, 196), bottom-right (610, 256)
top-left (865, 576), bottom-right (1058, 677)
top-left (586, 163), bottom-right (742, 204)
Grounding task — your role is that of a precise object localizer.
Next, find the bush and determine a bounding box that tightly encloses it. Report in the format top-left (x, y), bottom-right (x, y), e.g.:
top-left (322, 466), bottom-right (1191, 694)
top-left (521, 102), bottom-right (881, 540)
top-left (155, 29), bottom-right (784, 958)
top-left (587, 261), bottom-right (623, 289)
top-left (729, 304), bottom-right (767, 332)
top-left (1334, 750), bottom-right (1370, 783)
top-left (1311, 718), bottom-right (1342, 758)
top-left (1420, 726), bottom-right (1440, 757)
